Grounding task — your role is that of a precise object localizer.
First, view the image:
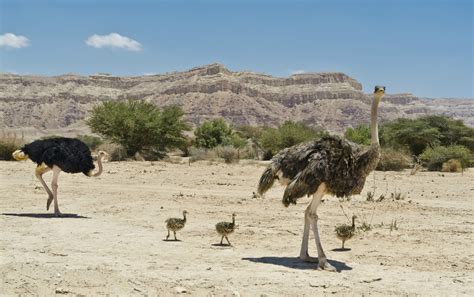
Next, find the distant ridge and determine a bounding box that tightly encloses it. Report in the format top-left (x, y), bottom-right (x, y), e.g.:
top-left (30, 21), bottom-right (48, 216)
top-left (0, 63), bottom-right (472, 139)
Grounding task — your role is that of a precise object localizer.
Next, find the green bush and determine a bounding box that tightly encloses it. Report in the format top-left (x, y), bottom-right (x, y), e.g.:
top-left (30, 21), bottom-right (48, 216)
top-left (259, 121), bottom-right (327, 155)
top-left (87, 100), bottom-right (190, 159)
top-left (344, 124), bottom-right (371, 145)
top-left (76, 134), bottom-right (103, 150)
top-left (380, 116), bottom-right (474, 155)
top-left (0, 132), bottom-right (23, 161)
top-left (195, 118), bottom-right (233, 148)
top-left (376, 148), bottom-right (412, 171)
top-left (420, 145), bottom-right (471, 171)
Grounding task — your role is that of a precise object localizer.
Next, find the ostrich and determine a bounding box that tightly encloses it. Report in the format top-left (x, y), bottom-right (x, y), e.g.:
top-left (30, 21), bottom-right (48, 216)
top-left (257, 86), bottom-right (385, 271)
top-left (12, 137), bottom-right (108, 216)
top-left (215, 213), bottom-right (236, 246)
top-left (335, 215), bottom-right (357, 249)
top-left (165, 210), bottom-right (188, 241)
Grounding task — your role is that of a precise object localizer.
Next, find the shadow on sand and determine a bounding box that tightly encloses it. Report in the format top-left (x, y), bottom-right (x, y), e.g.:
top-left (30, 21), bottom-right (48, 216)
top-left (162, 239), bottom-right (182, 242)
top-left (1, 213), bottom-right (90, 219)
top-left (211, 243), bottom-right (232, 247)
top-left (331, 247), bottom-right (351, 252)
top-left (242, 256), bottom-right (352, 272)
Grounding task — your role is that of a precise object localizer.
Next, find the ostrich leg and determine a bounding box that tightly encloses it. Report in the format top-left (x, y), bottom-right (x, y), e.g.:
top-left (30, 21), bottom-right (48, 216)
top-left (35, 163), bottom-right (53, 210)
top-left (299, 205), bottom-right (318, 262)
top-left (51, 166), bottom-right (62, 216)
top-left (308, 183), bottom-right (336, 271)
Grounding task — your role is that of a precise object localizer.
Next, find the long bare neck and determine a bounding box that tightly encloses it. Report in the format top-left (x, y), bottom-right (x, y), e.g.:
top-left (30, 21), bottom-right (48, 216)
top-left (183, 213), bottom-right (187, 222)
top-left (351, 216), bottom-right (356, 229)
top-left (91, 155), bottom-right (105, 177)
top-left (370, 94), bottom-right (382, 147)
top-left (232, 216), bottom-right (235, 225)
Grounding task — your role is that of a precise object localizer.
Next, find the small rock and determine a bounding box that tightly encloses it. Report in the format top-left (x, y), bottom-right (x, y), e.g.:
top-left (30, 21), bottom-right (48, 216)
top-left (232, 291), bottom-right (241, 297)
top-left (174, 286), bottom-right (187, 293)
top-left (55, 288), bottom-right (69, 294)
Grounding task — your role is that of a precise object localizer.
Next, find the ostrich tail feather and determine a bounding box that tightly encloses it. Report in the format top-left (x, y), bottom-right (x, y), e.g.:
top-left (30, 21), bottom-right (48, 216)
top-left (257, 167), bottom-right (276, 196)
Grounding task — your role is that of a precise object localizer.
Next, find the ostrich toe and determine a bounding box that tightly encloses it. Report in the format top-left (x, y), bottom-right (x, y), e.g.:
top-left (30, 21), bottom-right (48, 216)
top-left (317, 259), bottom-right (337, 272)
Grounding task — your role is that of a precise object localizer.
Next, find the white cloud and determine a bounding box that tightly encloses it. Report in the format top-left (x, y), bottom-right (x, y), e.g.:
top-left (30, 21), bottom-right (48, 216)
top-left (86, 33), bottom-right (142, 51)
top-left (0, 33), bottom-right (30, 48)
top-left (290, 69), bottom-right (306, 75)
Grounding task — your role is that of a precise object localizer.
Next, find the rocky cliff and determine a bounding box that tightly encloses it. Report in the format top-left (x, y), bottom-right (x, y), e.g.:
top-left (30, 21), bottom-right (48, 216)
top-left (0, 63), bottom-right (472, 139)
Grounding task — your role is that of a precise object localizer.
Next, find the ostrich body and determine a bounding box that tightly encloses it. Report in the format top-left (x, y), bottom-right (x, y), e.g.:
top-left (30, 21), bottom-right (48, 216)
top-left (12, 137), bottom-right (107, 216)
top-left (165, 210), bottom-right (187, 241)
top-left (335, 215), bottom-right (357, 249)
top-left (257, 86), bottom-right (385, 271)
top-left (215, 213), bottom-right (236, 246)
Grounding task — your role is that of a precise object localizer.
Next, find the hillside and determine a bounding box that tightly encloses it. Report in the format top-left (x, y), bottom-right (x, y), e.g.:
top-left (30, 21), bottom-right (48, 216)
top-left (0, 63), bottom-right (472, 139)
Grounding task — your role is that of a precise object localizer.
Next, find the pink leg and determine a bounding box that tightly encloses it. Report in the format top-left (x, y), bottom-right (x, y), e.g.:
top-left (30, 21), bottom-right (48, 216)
top-left (35, 164), bottom-right (53, 210)
top-left (308, 183), bottom-right (336, 271)
top-left (51, 166), bottom-right (62, 216)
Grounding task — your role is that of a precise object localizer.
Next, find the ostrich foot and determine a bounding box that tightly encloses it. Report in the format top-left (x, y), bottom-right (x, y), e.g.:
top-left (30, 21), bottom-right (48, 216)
top-left (300, 252), bottom-right (318, 263)
top-left (46, 196), bottom-right (53, 210)
top-left (53, 211), bottom-right (62, 217)
top-left (317, 259), bottom-right (337, 272)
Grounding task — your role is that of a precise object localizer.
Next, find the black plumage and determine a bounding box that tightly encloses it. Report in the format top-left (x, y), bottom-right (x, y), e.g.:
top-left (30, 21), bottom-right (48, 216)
top-left (19, 137), bottom-right (95, 176)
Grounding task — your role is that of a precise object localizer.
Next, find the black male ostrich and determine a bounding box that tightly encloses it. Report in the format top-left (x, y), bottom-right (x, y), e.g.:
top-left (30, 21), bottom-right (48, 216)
top-left (257, 86), bottom-right (385, 271)
top-left (12, 137), bottom-right (108, 216)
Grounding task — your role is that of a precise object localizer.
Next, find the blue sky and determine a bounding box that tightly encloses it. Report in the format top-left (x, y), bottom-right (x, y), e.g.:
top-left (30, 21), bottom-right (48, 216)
top-left (0, 0), bottom-right (472, 98)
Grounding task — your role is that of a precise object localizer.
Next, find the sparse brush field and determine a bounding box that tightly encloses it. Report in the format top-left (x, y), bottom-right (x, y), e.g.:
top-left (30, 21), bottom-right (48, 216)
top-left (0, 160), bottom-right (472, 296)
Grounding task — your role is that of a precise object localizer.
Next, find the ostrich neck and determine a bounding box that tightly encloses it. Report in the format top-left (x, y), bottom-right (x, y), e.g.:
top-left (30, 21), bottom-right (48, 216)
top-left (232, 216), bottom-right (235, 225)
top-left (351, 217), bottom-right (356, 229)
top-left (92, 156), bottom-right (104, 177)
top-left (183, 213), bottom-right (187, 222)
top-left (370, 94), bottom-right (382, 147)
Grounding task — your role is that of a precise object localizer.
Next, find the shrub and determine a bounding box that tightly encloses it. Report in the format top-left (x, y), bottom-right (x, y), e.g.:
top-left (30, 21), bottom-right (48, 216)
top-left (376, 148), bottom-right (412, 171)
top-left (97, 142), bottom-right (128, 161)
top-left (188, 147), bottom-right (218, 162)
top-left (420, 145), bottom-right (471, 171)
top-left (259, 121), bottom-right (327, 154)
top-left (0, 132), bottom-right (23, 161)
top-left (87, 100), bottom-right (190, 158)
top-left (380, 116), bottom-right (474, 155)
top-left (441, 159), bottom-right (462, 172)
top-left (194, 118), bottom-right (233, 149)
top-left (76, 134), bottom-right (103, 150)
top-left (344, 124), bottom-right (371, 145)
top-left (215, 145), bottom-right (239, 163)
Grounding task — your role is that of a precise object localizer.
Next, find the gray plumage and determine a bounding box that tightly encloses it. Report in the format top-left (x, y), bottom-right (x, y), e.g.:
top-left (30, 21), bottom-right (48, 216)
top-left (258, 135), bottom-right (380, 206)
top-left (335, 215), bottom-right (357, 249)
top-left (215, 213), bottom-right (236, 246)
top-left (165, 210), bottom-right (187, 240)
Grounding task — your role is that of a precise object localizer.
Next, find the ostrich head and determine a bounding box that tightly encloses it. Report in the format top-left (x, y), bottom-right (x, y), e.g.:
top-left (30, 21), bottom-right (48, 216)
top-left (183, 210), bottom-right (188, 215)
top-left (97, 150), bottom-right (109, 161)
top-left (12, 150), bottom-right (28, 161)
top-left (232, 213), bottom-right (237, 218)
top-left (374, 85), bottom-right (386, 98)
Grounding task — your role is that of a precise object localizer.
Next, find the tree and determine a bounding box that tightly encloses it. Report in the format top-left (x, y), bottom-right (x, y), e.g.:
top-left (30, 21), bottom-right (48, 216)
top-left (87, 100), bottom-right (190, 157)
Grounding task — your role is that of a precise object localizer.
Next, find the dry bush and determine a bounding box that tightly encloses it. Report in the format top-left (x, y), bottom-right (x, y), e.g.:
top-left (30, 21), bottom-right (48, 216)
top-left (0, 132), bottom-right (24, 161)
top-left (97, 142), bottom-right (128, 161)
top-left (215, 145), bottom-right (239, 163)
top-left (188, 147), bottom-right (218, 163)
top-left (441, 159), bottom-right (462, 172)
top-left (376, 148), bottom-right (412, 171)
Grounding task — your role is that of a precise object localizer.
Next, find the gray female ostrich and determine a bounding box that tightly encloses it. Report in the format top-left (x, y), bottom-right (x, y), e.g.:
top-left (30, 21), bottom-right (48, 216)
top-left (257, 86), bottom-right (385, 271)
top-left (12, 137), bottom-right (108, 216)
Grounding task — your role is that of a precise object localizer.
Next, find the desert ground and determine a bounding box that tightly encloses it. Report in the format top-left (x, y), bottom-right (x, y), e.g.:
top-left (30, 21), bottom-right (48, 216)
top-left (0, 159), bottom-right (472, 296)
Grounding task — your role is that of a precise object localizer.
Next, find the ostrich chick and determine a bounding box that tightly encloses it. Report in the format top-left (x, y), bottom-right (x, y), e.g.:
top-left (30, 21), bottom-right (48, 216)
top-left (215, 213), bottom-right (236, 246)
top-left (335, 215), bottom-right (357, 249)
top-left (165, 210), bottom-right (188, 241)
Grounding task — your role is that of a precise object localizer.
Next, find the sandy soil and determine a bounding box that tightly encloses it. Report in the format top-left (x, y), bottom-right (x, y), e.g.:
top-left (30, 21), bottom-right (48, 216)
top-left (0, 160), bottom-right (473, 296)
